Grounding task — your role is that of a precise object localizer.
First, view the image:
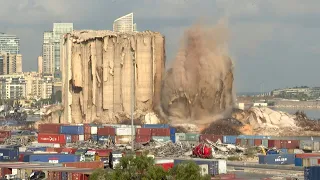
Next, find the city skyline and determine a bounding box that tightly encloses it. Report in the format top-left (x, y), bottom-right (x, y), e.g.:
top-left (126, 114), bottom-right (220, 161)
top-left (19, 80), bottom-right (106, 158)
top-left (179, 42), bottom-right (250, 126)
top-left (1, 1), bottom-right (320, 93)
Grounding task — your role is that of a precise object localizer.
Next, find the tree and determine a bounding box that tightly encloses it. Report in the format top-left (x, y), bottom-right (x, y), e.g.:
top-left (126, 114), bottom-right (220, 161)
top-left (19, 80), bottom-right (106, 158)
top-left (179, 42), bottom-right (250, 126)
top-left (89, 155), bottom-right (211, 180)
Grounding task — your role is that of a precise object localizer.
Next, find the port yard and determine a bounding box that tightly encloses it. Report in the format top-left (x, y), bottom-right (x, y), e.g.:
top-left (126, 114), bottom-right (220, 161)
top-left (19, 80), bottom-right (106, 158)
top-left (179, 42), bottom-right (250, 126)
top-left (0, 123), bottom-right (319, 179)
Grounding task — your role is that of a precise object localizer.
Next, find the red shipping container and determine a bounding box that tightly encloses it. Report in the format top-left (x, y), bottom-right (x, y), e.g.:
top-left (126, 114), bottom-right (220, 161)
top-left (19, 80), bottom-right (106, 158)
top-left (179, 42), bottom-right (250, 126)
top-left (0, 131), bottom-right (11, 138)
top-left (268, 140), bottom-right (281, 148)
top-left (72, 173), bottom-right (89, 180)
top-left (151, 128), bottom-right (170, 136)
top-left (61, 148), bottom-right (77, 154)
top-left (97, 127), bottom-right (115, 136)
top-left (54, 148), bottom-right (64, 153)
top-left (280, 140), bottom-right (299, 149)
top-left (155, 162), bottom-right (174, 171)
top-left (71, 135), bottom-right (79, 143)
top-left (84, 134), bottom-right (91, 141)
top-left (136, 128), bottom-right (152, 136)
top-left (84, 124), bottom-right (91, 134)
top-left (63, 161), bottom-right (104, 169)
top-left (295, 153), bottom-right (320, 158)
top-left (135, 135), bottom-right (151, 143)
top-left (236, 139), bottom-right (241, 145)
top-left (38, 123), bottom-right (65, 134)
top-left (199, 135), bottom-right (223, 142)
top-left (38, 133), bottom-right (66, 144)
top-left (46, 147), bottom-right (55, 152)
top-left (0, 138), bottom-right (6, 143)
top-left (254, 139), bottom-right (262, 146)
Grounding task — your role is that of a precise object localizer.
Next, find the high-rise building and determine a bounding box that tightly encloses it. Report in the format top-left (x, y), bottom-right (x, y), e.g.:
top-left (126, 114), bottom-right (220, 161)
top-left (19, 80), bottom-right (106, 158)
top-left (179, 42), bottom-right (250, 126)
top-left (38, 56), bottom-right (43, 74)
top-left (0, 53), bottom-right (22, 75)
top-left (0, 33), bottom-right (20, 54)
top-left (42, 23), bottom-right (73, 77)
top-left (0, 74), bottom-right (26, 100)
top-left (113, 13), bottom-right (137, 32)
top-left (24, 72), bottom-right (53, 100)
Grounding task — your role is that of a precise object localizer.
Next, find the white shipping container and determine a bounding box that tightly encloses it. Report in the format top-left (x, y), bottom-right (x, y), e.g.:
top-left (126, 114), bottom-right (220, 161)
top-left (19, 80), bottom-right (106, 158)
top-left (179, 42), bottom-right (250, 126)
top-left (155, 158), bottom-right (174, 164)
top-left (217, 159), bottom-right (227, 174)
top-left (116, 128), bottom-right (135, 136)
top-left (91, 127), bottom-right (98, 134)
top-left (31, 142), bottom-right (61, 148)
top-left (175, 133), bottom-right (186, 142)
top-left (199, 164), bottom-right (209, 176)
top-left (309, 157), bottom-right (320, 167)
top-left (19, 147), bottom-right (27, 152)
top-left (53, 144), bottom-right (61, 148)
top-left (79, 135), bottom-right (84, 141)
top-left (12, 168), bottom-right (18, 175)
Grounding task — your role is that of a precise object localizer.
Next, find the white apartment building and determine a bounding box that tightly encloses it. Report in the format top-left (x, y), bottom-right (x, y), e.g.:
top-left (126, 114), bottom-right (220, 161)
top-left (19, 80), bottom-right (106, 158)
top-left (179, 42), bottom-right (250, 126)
top-left (0, 74), bottom-right (26, 99)
top-left (113, 13), bottom-right (137, 32)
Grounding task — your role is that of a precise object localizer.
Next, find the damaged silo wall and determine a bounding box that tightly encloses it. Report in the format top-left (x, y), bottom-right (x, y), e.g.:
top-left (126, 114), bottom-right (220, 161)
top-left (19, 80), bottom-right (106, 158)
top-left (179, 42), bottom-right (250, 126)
top-left (61, 30), bottom-right (165, 124)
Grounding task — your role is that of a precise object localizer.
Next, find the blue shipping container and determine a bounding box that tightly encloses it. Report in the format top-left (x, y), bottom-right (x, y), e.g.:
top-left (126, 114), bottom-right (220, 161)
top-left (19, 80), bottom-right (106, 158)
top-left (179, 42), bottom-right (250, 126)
top-left (61, 172), bottom-right (68, 180)
top-left (170, 127), bottom-right (176, 135)
top-left (23, 154), bottom-right (80, 163)
top-left (66, 135), bottom-right (72, 143)
top-left (170, 135), bottom-right (176, 143)
top-left (223, 136), bottom-right (237, 144)
top-left (258, 154), bottom-right (295, 165)
top-left (142, 124), bottom-right (169, 128)
top-left (280, 149), bottom-right (288, 154)
top-left (174, 159), bottom-right (218, 175)
top-left (0, 148), bottom-right (19, 161)
top-left (60, 126), bottom-right (84, 135)
top-left (295, 158), bottom-right (302, 166)
top-left (91, 135), bottom-right (98, 141)
top-left (26, 147), bottom-right (47, 152)
top-left (305, 166), bottom-right (320, 180)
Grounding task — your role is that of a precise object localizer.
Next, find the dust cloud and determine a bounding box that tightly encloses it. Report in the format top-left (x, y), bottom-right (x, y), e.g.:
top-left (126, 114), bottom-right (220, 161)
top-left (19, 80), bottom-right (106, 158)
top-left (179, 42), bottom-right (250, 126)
top-left (159, 21), bottom-right (235, 125)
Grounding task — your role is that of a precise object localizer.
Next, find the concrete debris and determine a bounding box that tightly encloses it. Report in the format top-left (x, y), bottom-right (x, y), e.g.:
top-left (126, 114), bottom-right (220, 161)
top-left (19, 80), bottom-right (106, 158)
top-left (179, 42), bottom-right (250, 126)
top-left (65, 139), bottom-right (115, 149)
top-left (60, 30), bottom-right (165, 124)
top-left (2, 136), bottom-right (34, 147)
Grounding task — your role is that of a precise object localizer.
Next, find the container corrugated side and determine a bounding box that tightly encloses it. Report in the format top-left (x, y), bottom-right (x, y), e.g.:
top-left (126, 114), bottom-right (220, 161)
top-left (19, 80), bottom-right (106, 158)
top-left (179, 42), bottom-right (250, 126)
top-left (185, 133), bottom-right (200, 141)
top-left (309, 157), bottom-right (320, 167)
top-left (258, 154), bottom-right (295, 165)
top-left (175, 133), bottom-right (186, 142)
top-left (116, 128), bottom-right (135, 136)
top-left (115, 135), bottom-right (133, 144)
top-left (223, 136), bottom-right (237, 144)
top-left (0, 148), bottom-right (19, 161)
top-left (152, 136), bottom-right (171, 142)
top-left (174, 159), bottom-right (219, 175)
top-left (60, 126), bottom-right (84, 135)
top-left (305, 166), bottom-right (320, 180)
top-left (300, 140), bottom-right (313, 150)
top-left (295, 158), bottom-right (302, 166)
top-left (63, 161), bottom-right (104, 168)
top-left (142, 124), bottom-right (169, 128)
top-left (23, 154), bottom-right (80, 163)
top-left (262, 139), bottom-right (268, 147)
top-left (91, 127), bottom-right (98, 134)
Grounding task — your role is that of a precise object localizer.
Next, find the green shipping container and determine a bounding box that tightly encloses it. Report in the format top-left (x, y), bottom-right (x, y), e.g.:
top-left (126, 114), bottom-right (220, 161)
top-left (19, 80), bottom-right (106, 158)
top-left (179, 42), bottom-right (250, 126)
top-left (185, 133), bottom-right (200, 141)
top-left (175, 133), bottom-right (186, 141)
top-left (262, 139), bottom-right (268, 147)
top-left (152, 136), bottom-right (171, 142)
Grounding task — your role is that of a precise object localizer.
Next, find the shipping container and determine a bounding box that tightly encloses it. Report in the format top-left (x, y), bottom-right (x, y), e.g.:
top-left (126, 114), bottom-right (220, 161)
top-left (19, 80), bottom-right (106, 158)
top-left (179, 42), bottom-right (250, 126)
top-left (309, 157), bottom-right (320, 167)
top-left (267, 140), bottom-right (281, 148)
top-left (280, 149), bottom-right (288, 153)
top-left (142, 124), bottom-right (170, 128)
top-left (135, 135), bottom-right (151, 143)
top-left (174, 159), bottom-right (219, 175)
top-left (258, 154), bottom-right (295, 165)
top-left (0, 130), bottom-right (11, 138)
top-left (261, 139), bottom-right (268, 147)
top-left (115, 135), bottom-right (133, 144)
top-left (72, 173), bottom-right (89, 180)
top-left (116, 128), bottom-right (135, 136)
top-left (61, 148), bottom-right (77, 154)
top-left (98, 136), bottom-right (115, 143)
top-left (26, 147), bottom-right (47, 152)
top-left (136, 128), bottom-right (152, 136)
top-left (0, 148), bottom-right (19, 161)
top-left (84, 124), bottom-right (91, 134)
top-left (97, 127), bottom-right (115, 136)
top-left (151, 128), bottom-right (170, 136)
top-left (152, 136), bottom-right (171, 142)
top-left (314, 142), bottom-right (320, 151)
top-left (175, 133), bottom-right (186, 142)
top-left (170, 135), bottom-right (176, 143)
top-left (66, 135), bottom-right (72, 143)
top-left (300, 140), bottom-right (313, 150)
top-left (91, 126), bottom-right (98, 135)
top-left (254, 139), bottom-right (262, 146)
top-left (199, 135), bottom-right (222, 143)
top-left (185, 133), bottom-right (200, 141)
top-left (39, 124), bottom-right (64, 134)
top-left (305, 166), bottom-right (320, 180)
top-left (296, 153), bottom-right (320, 159)
top-left (295, 158), bottom-right (302, 166)
top-left (223, 136), bottom-right (237, 144)
top-left (23, 154), bottom-right (80, 163)
top-left (63, 161), bottom-right (104, 168)
top-left (84, 134), bottom-right (91, 141)
top-left (38, 134), bottom-right (66, 144)
top-left (94, 149), bottom-right (112, 157)
top-left (60, 126), bottom-right (84, 135)
top-left (280, 140), bottom-right (300, 149)
top-left (248, 139), bottom-right (254, 146)
top-left (170, 127), bottom-right (176, 135)
top-left (71, 135), bottom-right (79, 143)
top-left (236, 139), bottom-right (241, 145)
top-left (79, 135), bottom-right (85, 141)
top-left (91, 135), bottom-right (98, 141)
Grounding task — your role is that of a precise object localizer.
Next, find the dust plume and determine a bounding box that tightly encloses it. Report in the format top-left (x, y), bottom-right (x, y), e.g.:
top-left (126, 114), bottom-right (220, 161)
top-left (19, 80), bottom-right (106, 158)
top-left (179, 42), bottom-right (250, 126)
top-left (159, 21), bottom-right (235, 125)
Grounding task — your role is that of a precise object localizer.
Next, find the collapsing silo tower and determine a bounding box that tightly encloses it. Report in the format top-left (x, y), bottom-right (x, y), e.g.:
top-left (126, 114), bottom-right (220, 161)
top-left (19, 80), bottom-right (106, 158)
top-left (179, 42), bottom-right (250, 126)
top-left (61, 30), bottom-right (165, 124)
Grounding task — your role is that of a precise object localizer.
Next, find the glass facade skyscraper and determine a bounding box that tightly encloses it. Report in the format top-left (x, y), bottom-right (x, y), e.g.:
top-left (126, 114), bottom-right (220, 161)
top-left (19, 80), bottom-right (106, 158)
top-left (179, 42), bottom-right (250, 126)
top-left (0, 33), bottom-right (20, 54)
top-left (113, 13), bottom-right (137, 32)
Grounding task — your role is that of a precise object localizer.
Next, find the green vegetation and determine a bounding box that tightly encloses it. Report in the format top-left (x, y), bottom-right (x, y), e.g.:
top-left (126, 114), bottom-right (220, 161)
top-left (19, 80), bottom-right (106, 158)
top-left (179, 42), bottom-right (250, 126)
top-left (90, 155), bottom-right (211, 180)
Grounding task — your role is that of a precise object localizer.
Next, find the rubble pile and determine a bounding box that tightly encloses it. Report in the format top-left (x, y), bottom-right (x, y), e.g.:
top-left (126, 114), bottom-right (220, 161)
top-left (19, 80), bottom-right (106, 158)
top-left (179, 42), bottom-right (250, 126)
top-left (3, 136), bottom-right (34, 147)
top-left (65, 139), bottom-right (115, 149)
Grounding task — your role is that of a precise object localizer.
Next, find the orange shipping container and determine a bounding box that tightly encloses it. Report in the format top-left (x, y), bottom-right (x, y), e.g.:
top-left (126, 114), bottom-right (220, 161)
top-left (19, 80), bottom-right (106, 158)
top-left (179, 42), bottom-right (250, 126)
top-left (63, 161), bottom-right (104, 169)
top-left (72, 173), bottom-right (89, 180)
top-left (254, 139), bottom-right (262, 146)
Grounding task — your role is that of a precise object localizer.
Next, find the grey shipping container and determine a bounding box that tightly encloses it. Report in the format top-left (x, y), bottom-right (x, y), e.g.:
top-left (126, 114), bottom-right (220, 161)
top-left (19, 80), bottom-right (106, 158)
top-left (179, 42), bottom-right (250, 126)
top-left (223, 136), bottom-right (237, 144)
top-left (174, 159), bottom-right (219, 175)
top-left (305, 166), bottom-right (320, 180)
top-left (300, 140), bottom-right (313, 150)
top-left (314, 142), bottom-right (320, 151)
top-left (262, 139), bottom-right (268, 147)
top-left (258, 154), bottom-right (295, 165)
top-left (142, 124), bottom-right (169, 128)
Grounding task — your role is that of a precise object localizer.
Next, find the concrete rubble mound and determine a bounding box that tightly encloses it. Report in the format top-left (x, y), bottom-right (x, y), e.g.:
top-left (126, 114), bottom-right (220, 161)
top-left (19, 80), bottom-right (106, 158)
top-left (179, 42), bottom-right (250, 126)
top-left (3, 136), bottom-right (34, 147)
top-left (60, 30), bottom-right (165, 124)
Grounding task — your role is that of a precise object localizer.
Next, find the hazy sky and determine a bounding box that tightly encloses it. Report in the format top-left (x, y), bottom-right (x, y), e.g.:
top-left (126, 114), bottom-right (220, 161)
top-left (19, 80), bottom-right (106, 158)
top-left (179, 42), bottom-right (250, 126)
top-left (0, 0), bottom-right (319, 93)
